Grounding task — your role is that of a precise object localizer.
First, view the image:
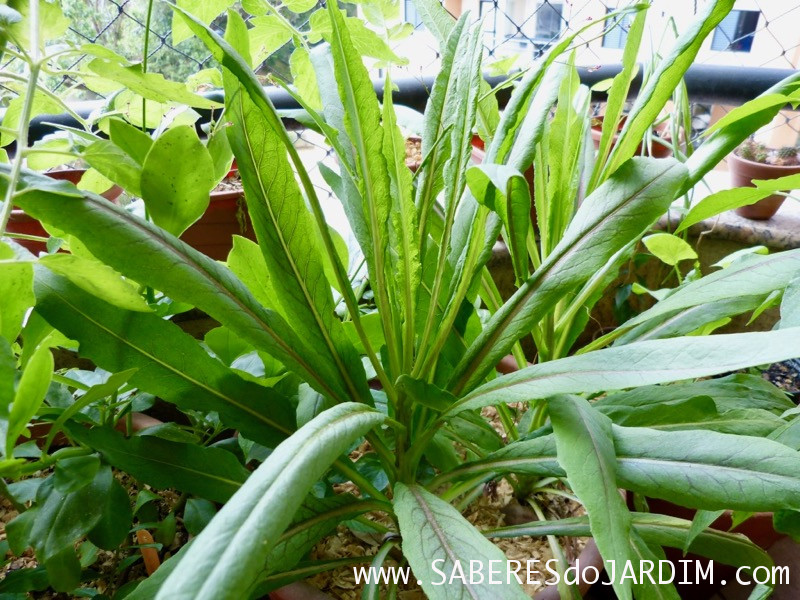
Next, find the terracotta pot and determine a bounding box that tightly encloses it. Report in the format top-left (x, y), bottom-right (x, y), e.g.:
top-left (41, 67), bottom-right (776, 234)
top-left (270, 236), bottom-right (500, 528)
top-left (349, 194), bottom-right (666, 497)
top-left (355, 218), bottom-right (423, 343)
top-left (728, 152), bottom-right (800, 220)
top-left (6, 168), bottom-right (122, 254)
top-left (590, 115), bottom-right (674, 159)
top-left (179, 168), bottom-right (255, 261)
top-left (641, 499), bottom-right (784, 599)
top-left (405, 136), bottom-right (486, 173)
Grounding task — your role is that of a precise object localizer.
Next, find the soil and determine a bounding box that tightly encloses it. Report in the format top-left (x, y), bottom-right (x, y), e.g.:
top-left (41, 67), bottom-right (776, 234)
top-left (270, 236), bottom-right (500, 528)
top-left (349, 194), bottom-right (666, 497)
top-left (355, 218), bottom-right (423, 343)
top-left (764, 359), bottom-right (800, 402)
top-left (405, 137), bottom-right (422, 170)
top-left (0, 471), bottom-right (188, 598)
top-left (213, 171), bottom-right (243, 194)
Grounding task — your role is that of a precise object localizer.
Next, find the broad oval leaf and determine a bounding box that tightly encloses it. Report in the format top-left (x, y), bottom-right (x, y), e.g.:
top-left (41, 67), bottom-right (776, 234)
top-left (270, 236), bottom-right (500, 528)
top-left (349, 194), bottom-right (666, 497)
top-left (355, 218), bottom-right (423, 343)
top-left (141, 125), bottom-right (215, 237)
top-left (394, 483), bottom-right (528, 600)
top-left (30, 466), bottom-right (112, 561)
top-left (155, 403), bottom-right (384, 600)
top-left (642, 233), bottom-right (697, 266)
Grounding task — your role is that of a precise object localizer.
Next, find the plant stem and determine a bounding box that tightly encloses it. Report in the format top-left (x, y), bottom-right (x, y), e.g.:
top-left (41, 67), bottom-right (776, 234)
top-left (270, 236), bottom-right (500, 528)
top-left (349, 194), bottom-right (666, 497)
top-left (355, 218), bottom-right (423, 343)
top-left (333, 458), bottom-right (390, 503)
top-left (141, 0), bottom-right (155, 134)
top-left (527, 496), bottom-right (577, 599)
top-left (0, 0), bottom-right (41, 236)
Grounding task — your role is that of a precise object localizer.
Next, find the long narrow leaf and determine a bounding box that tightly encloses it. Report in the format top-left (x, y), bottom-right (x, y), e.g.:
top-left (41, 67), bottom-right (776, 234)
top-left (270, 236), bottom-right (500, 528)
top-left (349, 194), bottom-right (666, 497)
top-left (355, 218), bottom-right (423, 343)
top-left (33, 268), bottom-right (295, 447)
top-left (452, 327), bottom-right (800, 416)
top-left (604, 0), bottom-right (734, 176)
top-left (394, 483), bottom-right (528, 599)
top-left (487, 513), bottom-right (772, 573)
top-left (222, 32), bottom-right (369, 405)
top-left (549, 395), bottom-right (632, 600)
top-left (156, 403), bottom-right (384, 599)
top-left (449, 158), bottom-right (687, 394)
top-left (447, 424), bottom-right (800, 512)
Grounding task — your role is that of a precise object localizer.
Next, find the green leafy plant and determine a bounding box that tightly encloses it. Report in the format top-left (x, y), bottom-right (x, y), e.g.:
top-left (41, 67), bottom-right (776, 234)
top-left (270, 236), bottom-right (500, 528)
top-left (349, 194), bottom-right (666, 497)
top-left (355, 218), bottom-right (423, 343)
top-left (4, 0), bottom-right (800, 598)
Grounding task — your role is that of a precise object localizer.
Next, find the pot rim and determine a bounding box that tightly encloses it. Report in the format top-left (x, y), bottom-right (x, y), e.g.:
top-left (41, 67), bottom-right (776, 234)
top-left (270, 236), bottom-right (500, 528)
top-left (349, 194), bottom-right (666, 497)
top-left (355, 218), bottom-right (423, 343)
top-left (728, 150), bottom-right (800, 172)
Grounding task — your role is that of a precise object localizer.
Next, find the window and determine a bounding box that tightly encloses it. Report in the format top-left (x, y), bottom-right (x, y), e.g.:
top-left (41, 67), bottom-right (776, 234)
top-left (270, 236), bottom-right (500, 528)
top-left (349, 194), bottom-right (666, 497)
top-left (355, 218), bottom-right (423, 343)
top-left (479, 0), bottom-right (498, 36)
top-left (602, 9), bottom-right (632, 50)
top-left (404, 0), bottom-right (422, 28)
top-left (534, 2), bottom-right (563, 41)
top-left (711, 10), bottom-right (759, 52)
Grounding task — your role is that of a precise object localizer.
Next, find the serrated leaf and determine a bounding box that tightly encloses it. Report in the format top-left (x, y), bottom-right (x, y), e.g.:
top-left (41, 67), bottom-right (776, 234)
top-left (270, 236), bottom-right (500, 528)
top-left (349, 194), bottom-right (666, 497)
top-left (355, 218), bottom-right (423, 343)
top-left (87, 58), bottom-right (220, 109)
top-left (289, 47), bottom-right (322, 111)
top-left (172, 0), bottom-right (231, 43)
top-left (309, 9), bottom-right (407, 64)
top-left (248, 15), bottom-right (292, 66)
top-left (408, 0), bottom-right (455, 48)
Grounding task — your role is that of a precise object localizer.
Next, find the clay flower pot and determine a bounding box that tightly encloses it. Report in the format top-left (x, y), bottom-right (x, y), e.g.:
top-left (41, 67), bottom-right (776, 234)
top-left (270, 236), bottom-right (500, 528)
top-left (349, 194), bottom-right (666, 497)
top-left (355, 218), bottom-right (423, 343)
top-left (179, 166), bottom-right (256, 261)
top-left (590, 115), bottom-right (674, 159)
top-left (7, 168), bottom-right (122, 254)
top-left (728, 151), bottom-right (800, 220)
